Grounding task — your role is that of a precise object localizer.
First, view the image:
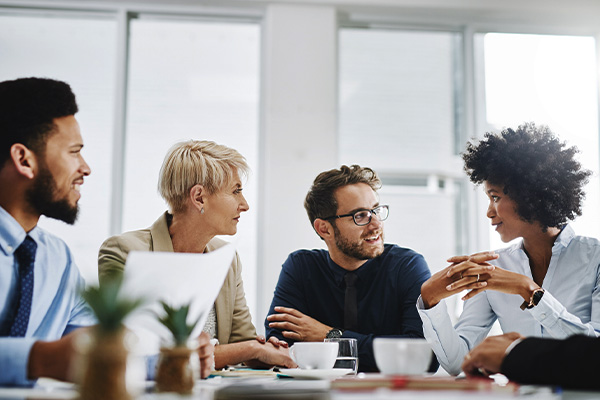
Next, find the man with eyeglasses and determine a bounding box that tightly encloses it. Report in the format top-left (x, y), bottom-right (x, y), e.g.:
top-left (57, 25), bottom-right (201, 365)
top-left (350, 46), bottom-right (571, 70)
top-left (265, 165), bottom-right (433, 372)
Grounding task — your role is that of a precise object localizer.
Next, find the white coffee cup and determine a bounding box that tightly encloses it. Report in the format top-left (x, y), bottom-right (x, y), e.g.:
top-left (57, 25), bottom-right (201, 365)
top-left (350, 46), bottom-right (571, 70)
top-left (373, 338), bottom-right (432, 375)
top-left (289, 342), bottom-right (339, 370)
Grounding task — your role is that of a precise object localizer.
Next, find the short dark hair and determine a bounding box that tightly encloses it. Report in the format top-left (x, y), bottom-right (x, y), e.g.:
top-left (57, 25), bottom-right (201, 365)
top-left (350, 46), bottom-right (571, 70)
top-left (0, 77), bottom-right (78, 166)
top-left (462, 122), bottom-right (591, 230)
top-left (304, 165), bottom-right (381, 232)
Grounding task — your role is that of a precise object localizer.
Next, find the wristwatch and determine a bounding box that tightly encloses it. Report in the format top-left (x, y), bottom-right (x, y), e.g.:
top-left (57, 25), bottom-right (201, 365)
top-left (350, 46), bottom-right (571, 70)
top-left (520, 288), bottom-right (545, 310)
top-left (325, 328), bottom-right (343, 339)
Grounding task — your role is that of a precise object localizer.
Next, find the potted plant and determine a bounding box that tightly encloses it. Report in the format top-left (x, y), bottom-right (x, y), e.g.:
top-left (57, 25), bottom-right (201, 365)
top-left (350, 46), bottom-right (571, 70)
top-left (79, 278), bottom-right (143, 400)
top-left (154, 302), bottom-right (202, 394)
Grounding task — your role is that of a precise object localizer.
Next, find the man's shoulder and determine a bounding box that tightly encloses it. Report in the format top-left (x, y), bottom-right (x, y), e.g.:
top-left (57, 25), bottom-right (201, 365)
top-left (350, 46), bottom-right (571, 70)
top-left (284, 248), bottom-right (330, 267)
top-left (381, 244), bottom-right (425, 263)
top-left (34, 225), bottom-right (70, 252)
top-left (33, 226), bottom-right (85, 283)
top-left (33, 226), bottom-right (77, 269)
top-left (377, 244), bottom-right (429, 274)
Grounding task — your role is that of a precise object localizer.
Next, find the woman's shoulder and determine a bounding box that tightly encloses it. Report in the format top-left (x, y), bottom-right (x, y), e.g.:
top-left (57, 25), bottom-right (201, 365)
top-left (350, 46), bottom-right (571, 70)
top-left (568, 234), bottom-right (600, 248)
top-left (101, 228), bottom-right (153, 253)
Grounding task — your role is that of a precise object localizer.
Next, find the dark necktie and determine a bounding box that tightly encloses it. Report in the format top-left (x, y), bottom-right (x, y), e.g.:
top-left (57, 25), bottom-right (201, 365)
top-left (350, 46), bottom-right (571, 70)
top-left (344, 272), bottom-right (358, 331)
top-left (9, 236), bottom-right (37, 337)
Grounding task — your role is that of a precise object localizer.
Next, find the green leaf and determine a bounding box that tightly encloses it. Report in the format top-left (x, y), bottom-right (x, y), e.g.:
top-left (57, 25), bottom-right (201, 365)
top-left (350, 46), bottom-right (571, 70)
top-left (82, 277), bottom-right (144, 334)
top-left (156, 301), bottom-right (201, 347)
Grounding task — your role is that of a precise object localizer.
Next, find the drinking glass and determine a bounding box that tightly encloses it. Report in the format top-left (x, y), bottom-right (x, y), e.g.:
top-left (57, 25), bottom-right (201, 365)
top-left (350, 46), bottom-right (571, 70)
top-left (324, 338), bottom-right (358, 374)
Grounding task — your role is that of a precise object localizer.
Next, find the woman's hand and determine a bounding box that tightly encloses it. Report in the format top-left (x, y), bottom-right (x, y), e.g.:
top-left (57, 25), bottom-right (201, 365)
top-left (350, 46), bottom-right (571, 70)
top-left (197, 332), bottom-right (215, 379)
top-left (451, 263), bottom-right (540, 302)
top-left (244, 341), bottom-right (297, 369)
top-left (256, 335), bottom-right (288, 348)
top-left (421, 251), bottom-right (498, 309)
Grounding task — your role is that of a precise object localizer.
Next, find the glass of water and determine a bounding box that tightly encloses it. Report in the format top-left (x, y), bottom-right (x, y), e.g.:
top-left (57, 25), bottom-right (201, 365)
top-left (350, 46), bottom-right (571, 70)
top-left (324, 338), bottom-right (358, 374)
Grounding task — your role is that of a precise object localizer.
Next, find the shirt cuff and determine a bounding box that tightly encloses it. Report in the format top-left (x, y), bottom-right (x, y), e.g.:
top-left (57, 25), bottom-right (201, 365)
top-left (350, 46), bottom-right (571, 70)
top-left (527, 291), bottom-right (560, 330)
top-left (504, 338), bottom-right (523, 356)
top-left (417, 295), bottom-right (448, 316)
top-left (0, 338), bottom-right (37, 386)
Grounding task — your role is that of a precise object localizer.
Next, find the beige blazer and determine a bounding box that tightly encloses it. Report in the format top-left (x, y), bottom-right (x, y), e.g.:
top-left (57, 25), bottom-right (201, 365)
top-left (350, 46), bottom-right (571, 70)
top-left (98, 212), bottom-right (257, 345)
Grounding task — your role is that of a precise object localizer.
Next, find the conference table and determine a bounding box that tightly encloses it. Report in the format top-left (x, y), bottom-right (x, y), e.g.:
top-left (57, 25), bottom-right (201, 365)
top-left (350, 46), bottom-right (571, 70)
top-left (0, 370), bottom-right (597, 400)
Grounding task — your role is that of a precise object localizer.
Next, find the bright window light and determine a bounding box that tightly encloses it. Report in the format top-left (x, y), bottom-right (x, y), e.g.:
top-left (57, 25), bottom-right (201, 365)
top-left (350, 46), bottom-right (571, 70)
top-left (483, 33), bottom-right (599, 250)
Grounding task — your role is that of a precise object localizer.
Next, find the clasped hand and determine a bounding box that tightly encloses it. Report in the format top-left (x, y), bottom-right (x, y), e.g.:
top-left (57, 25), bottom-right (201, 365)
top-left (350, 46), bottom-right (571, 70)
top-left (422, 251), bottom-right (541, 308)
top-left (421, 251), bottom-right (498, 308)
top-left (267, 306), bottom-right (331, 342)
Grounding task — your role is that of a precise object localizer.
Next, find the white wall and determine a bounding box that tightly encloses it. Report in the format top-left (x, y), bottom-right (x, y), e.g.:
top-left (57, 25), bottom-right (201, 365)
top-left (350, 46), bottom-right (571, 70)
top-left (257, 4), bottom-right (338, 332)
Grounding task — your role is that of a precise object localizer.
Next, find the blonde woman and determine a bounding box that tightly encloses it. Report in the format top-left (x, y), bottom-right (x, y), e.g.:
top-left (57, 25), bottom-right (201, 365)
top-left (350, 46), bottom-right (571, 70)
top-left (99, 140), bottom-right (295, 370)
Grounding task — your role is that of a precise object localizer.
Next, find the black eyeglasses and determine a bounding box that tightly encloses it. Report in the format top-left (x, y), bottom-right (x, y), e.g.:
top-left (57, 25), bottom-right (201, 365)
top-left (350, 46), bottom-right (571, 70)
top-left (323, 205), bottom-right (389, 226)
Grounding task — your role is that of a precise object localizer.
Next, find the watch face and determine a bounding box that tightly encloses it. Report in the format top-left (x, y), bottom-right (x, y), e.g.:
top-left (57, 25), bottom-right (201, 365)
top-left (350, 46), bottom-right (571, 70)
top-left (326, 329), bottom-right (342, 339)
top-left (527, 289), bottom-right (545, 309)
top-left (532, 289), bottom-right (544, 305)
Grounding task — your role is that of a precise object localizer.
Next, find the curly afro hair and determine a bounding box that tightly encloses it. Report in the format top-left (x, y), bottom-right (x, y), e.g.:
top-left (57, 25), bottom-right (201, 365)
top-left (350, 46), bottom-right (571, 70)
top-left (462, 122), bottom-right (591, 231)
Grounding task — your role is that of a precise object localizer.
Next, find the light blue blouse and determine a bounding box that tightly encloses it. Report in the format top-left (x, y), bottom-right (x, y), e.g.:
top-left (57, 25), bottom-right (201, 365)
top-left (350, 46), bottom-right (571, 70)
top-left (418, 224), bottom-right (600, 374)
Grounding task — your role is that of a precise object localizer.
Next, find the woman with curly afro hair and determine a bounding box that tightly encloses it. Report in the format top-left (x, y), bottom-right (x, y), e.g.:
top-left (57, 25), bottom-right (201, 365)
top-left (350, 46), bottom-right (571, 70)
top-left (417, 122), bottom-right (600, 375)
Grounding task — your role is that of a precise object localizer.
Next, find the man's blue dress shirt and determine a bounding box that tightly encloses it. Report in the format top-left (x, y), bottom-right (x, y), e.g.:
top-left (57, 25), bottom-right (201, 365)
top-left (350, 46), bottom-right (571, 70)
top-left (265, 244), bottom-right (432, 372)
top-left (0, 206), bottom-right (95, 386)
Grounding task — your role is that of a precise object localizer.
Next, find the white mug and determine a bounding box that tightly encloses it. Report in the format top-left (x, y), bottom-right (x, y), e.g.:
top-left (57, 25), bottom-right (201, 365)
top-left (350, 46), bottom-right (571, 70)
top-left (373, 338), bottom-right (432, 375)
top-left (289, 342), bottom-right (339, 370)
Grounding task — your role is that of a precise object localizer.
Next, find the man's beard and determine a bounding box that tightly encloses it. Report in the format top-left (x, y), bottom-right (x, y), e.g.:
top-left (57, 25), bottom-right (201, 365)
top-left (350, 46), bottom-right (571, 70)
top-left (26, 165), bottom-right (79, 225)
top-left (332, 224), bottom-right (384, 260)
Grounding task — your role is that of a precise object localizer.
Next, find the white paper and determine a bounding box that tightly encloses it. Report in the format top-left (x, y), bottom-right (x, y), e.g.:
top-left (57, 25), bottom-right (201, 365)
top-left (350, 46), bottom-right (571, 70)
top-left (119, 243), bottom-right (235, 354)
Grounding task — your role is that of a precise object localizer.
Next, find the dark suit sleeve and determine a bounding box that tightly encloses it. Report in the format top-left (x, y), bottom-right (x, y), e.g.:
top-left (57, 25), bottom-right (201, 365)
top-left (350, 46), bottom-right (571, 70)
top-left (502, 335), bottom-right (600, 390)
top-left (264, 253), bottom-right (308, 342)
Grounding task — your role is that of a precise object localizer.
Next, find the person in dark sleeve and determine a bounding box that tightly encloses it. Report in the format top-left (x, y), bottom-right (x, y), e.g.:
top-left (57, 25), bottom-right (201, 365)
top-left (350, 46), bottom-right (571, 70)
top-left (265, 165), bottom-right (435, 372)
top-left (462, 332), bottom-right (600, 390)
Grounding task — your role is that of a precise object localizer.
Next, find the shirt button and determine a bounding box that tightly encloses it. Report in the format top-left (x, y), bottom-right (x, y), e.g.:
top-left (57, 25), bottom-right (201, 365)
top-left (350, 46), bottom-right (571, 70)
top-left (540, 313), bottom-right (546, 319)
top-left (7, 245), bottom-right (12, 251)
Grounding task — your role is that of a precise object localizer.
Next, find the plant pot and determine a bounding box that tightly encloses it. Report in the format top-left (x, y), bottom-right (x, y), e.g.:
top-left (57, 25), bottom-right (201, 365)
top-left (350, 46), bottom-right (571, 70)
top-left (155, 342), bottom-right (199, 394)
top-left (79, 327), bottom-right (130, 400)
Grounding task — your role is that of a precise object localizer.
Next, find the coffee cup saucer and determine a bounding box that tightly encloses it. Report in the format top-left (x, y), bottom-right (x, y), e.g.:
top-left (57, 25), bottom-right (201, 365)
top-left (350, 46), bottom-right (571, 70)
top-left (278, 368), bottom-right (354, 380)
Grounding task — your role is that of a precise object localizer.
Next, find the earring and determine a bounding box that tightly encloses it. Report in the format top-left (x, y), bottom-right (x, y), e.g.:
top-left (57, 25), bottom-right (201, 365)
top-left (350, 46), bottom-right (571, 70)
top-left (200, 207), bottom-right (205, 214)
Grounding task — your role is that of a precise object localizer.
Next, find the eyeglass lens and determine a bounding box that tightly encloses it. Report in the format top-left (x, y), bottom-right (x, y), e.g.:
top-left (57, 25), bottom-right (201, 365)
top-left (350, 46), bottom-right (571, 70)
top-left (353, 206), bottom-right (388, 226)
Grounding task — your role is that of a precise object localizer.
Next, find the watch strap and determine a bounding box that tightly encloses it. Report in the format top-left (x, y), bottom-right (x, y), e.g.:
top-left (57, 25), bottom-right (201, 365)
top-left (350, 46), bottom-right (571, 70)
top-left (520, 288), bottom-right (545, 310)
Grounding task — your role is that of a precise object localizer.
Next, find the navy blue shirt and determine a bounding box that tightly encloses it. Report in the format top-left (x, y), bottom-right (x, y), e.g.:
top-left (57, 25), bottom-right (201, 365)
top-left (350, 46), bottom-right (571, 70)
top-left (265, 244), bottom-right (432, 372)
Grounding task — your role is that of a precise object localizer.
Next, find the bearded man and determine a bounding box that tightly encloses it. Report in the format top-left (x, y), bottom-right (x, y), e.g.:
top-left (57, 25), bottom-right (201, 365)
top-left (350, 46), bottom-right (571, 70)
top-left (265, 165), bottom-right (433, 372)
top-left (0, 77), bottom-right (94, 386)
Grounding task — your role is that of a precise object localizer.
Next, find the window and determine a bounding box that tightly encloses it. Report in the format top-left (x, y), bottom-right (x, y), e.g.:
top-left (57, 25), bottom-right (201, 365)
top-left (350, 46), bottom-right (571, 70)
top-left (0, 12), bottom-right (261, 320)
top-left (124, 17), bottom-right (260, 316)
top-left (339, 28), bottom-right (465, 272)
top-left (477, 33), bottom-right (600, 250)
top-left (0, 13), bottom-right (117, 284)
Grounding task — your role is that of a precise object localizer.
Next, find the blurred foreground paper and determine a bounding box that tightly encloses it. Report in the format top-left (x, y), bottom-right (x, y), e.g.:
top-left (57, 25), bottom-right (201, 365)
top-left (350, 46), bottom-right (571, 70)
top-left (119, 243), bottom-right (235, 354)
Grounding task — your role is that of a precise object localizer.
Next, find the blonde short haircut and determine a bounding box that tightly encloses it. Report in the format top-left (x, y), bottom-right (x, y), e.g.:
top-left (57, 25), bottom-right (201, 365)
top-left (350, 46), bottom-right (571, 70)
top-left (158, 140), bottom-right (250, 213)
